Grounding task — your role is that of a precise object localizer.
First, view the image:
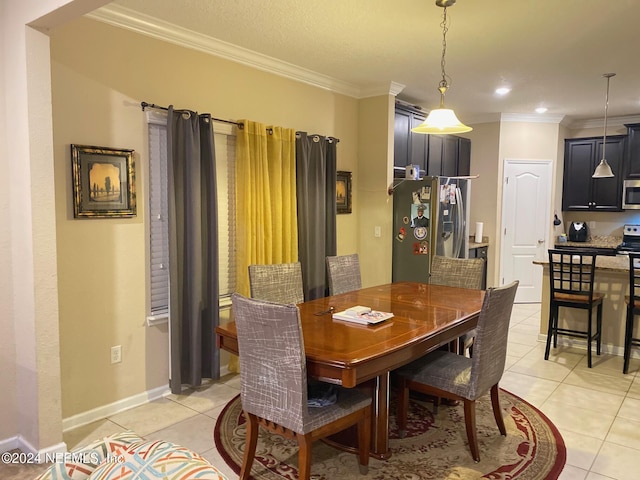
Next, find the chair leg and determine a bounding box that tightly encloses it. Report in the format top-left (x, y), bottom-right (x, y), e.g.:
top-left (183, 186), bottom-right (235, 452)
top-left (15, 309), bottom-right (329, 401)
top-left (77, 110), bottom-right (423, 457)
top-left (545, 304), bottom-right (556, 360)
top-left (357, 406), bottom-right (371, 475)
top-left (239, 412), bottom-right (259, 480)
top-left (463, 399), bottom-right (480, 462)
top-left (624, 307), bottom-right (634, 374)
top-left (587, 308), bottom-right (593, 368)
top-left (490, 384), bottom-right (506, 436)
top-left (397, 377), bottom-right (409, 438)
top-left (596, 303), bottom-right (603, 356)
top-left (297, 433), bottom-right (313, 480)
top-left (553, 305), bottom-right (560, 348)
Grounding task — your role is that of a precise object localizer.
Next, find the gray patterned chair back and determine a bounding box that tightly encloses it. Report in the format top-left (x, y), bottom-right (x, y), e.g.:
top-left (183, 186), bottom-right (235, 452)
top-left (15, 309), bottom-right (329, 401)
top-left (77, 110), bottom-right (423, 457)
top-left (468, 281), bottom-right (518, 398)
top-left (326, 254), bottom-right (362, 295)
top-left (231, 293), bottom-right (309, 433)
top-left (430, 255), bottom-right (485, 290)
top-left (248, 262), bottom-right (304, 304)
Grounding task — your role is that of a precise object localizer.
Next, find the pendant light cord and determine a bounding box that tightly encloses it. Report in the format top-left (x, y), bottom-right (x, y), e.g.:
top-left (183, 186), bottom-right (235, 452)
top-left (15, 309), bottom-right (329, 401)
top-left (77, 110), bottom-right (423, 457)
top-left (602, 74), bottom-right (611, 160)
top-left (436, 6), bottom-right (453, 107)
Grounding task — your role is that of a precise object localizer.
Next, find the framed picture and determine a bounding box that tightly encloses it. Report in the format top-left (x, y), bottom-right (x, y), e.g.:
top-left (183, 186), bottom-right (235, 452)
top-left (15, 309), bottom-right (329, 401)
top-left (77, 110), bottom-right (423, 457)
top-left (71, 144), bottom-right (136, 218)
top-left (336, 170), bottom-right (352, 214)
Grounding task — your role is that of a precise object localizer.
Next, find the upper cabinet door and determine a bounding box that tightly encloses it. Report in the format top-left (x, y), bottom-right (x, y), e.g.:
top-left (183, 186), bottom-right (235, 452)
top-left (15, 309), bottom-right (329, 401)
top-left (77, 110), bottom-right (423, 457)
top-left (592, 136), bottom-right (624, 211)
top-left (562, 136), bottom-right (624, 212)
top-left (625, 123), bottom-right (640, 178)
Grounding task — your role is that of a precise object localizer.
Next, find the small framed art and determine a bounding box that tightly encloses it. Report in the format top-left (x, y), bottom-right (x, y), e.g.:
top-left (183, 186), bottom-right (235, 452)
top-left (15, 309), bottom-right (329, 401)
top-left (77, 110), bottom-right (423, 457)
top-left (71, 144), bottom-right (136, 218)
top-left (336, 170), bottom-right (352, 214)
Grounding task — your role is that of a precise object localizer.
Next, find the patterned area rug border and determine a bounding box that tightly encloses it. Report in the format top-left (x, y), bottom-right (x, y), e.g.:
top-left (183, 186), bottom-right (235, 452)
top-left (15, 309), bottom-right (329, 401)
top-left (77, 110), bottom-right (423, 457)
top-left (214, 388), bottom-right (566, 480)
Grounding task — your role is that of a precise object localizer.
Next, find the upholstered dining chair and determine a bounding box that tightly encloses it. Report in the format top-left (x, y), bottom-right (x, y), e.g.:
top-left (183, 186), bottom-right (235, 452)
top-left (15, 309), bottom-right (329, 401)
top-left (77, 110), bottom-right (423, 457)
top-left (248, 262), bottom-right (305, 304)
top-left (396, 280), bottom-right (519, 462)
top-left (231, 293), bottom-right (372, 480)
top-left (326, 253), bottom-right (362, 295)
top-left (429, 255), bottom-right (486, 356)
top-left (624, 253), bottom-right (640, 374)
top-left (544, 249), bottom-right (604, 368)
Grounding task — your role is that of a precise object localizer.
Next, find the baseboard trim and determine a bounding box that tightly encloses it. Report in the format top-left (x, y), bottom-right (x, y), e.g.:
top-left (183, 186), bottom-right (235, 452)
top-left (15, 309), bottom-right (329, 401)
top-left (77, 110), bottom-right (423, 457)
top-left (61, 384), bottom-right (170, 432)
top-left (0, 435), bottom-right (66, 460)
top-left (61, 370), bottom-right (234, 433)
top-left (536, 333), bottom-right (633, 358)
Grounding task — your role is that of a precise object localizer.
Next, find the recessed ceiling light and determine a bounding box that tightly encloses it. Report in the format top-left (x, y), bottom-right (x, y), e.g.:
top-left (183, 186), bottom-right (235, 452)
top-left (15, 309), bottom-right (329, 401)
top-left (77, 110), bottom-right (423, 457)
top-left (535, 107), bottom-right (548, 114)
top-left (495, 87), bottom-right (511, 96)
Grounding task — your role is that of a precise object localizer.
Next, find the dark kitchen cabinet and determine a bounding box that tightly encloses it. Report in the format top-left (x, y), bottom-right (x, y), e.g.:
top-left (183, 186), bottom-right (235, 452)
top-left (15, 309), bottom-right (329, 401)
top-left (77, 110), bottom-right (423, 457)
top-left (625, 123), bottom-right (640, 178)
top-left (394, 104), bottom-right (427, 175)
top-left (562, 135), bottom-right (625, 211)
top-left (428, 135), bottom-right (471, 177)
top-left (394, 103), bottom-right (471, 178)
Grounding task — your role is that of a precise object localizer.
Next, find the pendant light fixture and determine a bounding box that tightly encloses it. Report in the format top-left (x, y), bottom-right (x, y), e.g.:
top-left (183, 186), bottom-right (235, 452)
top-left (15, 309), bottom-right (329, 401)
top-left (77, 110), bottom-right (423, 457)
top-left (592, 73), bottom-right (616, 178)
top-left (412, 0), bottom-right (472, 135)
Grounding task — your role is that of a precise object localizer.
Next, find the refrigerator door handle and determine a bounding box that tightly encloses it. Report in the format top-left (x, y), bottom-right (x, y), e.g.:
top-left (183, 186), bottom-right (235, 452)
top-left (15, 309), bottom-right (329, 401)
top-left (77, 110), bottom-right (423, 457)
top-left (454, 187), bottom-right (464, 257)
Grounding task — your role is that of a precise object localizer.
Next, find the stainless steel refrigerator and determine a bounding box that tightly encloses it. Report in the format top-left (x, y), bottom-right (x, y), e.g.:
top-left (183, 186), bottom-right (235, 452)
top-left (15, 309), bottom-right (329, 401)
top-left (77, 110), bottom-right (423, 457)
top-left (392, 176), bottom-right (471, 283)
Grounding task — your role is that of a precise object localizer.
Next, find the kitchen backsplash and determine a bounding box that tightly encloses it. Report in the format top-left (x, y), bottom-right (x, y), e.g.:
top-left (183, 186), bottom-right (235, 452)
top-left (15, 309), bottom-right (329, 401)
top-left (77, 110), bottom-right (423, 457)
top-left (559, 211), bottom-right (640, 237)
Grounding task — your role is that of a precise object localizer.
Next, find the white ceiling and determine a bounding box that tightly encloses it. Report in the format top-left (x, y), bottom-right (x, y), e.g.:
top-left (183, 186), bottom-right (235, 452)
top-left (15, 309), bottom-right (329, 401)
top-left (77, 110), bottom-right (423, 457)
top-left (94, 0), bottom-right (640, 127)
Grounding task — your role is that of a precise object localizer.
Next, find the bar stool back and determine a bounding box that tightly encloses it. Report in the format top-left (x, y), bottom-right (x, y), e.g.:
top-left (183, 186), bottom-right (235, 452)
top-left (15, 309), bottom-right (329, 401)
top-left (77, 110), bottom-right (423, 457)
top-left (624, 253), bottom-right (640, 373)
top-left (544, 249), bottom-right (604, 368)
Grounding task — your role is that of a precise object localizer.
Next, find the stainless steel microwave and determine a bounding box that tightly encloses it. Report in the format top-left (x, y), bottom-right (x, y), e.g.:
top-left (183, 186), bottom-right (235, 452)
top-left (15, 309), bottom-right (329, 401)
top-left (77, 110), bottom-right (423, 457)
top-left (623, 179), bottom-right (640, 209)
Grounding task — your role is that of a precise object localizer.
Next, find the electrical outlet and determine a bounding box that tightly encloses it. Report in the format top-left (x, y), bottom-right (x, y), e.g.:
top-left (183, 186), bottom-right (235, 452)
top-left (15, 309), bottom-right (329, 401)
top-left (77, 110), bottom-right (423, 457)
top-left (111, 345), bottom-right (122, 364)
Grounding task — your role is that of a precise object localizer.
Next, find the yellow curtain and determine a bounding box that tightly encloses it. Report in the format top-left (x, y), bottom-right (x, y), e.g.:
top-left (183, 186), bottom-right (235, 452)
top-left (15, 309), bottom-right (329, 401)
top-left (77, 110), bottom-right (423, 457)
top-left (229, 120), bottom-right (297, 372)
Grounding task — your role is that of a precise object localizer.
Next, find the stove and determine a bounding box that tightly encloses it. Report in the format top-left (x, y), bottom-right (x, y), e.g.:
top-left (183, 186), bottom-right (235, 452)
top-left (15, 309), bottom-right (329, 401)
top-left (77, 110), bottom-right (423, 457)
top-left (617, 224), bottom-right (640, 253)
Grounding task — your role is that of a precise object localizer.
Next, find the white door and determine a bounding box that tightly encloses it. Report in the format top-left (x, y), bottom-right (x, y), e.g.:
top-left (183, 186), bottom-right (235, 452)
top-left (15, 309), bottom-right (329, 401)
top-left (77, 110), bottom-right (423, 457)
top-left (501, 160), bottom-right (552, 303)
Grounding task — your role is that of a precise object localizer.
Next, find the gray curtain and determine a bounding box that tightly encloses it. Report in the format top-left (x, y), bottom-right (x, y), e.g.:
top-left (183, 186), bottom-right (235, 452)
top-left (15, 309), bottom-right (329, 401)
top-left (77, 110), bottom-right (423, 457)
top-left (296, 132), bottom-right (337, 300)
top-left (167, 106), bottom-right (220, 394)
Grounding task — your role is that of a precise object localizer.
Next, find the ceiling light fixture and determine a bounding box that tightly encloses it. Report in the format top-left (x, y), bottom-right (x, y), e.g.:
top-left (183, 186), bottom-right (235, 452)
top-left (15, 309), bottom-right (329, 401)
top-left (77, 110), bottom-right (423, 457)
top-left (412, 0), bottom-right (472, 135)
top-left (495, 87), bottom-right (511, 96)
top-left (592, 73), bottom-right (616, 178)
top-left (535, 107), bottom-right (548, 114)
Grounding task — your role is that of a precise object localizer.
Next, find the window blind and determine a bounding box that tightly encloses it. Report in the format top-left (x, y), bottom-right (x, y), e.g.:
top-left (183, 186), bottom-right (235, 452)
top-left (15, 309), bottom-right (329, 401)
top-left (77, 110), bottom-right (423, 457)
top-left (147, 117), bottom-right (236, 320)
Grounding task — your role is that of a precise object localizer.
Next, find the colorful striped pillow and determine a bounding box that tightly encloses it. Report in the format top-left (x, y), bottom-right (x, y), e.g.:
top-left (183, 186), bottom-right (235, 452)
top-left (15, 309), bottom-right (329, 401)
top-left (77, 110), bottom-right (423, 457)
top-left (88, 440), bottom-right (227, 480)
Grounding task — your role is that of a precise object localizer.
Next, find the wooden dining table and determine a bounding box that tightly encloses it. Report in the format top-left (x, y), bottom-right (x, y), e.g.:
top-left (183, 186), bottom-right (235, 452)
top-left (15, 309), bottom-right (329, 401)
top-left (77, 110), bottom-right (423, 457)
top-left (215, 281), bottom-right (485, 459)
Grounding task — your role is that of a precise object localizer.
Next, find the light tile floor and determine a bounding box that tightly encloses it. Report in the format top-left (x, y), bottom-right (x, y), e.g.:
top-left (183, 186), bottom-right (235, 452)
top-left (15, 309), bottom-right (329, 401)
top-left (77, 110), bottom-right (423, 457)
top-left (60, 303), bottom-right (640, 479)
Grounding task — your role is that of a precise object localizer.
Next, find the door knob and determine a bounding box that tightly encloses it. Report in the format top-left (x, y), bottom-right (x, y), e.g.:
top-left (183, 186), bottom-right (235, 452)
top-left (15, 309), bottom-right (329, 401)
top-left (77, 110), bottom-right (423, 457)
top-left (538, 239), bottom-right (545, 244)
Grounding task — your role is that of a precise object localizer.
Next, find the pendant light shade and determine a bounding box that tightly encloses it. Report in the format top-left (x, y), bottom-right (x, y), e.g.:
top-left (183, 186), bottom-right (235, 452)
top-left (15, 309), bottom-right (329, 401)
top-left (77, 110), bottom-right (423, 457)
top-left (592, 73), bottom-right (616, 178)
top-left (411, 0), bottom-right (472, 135)
top-left (412, 108), bottom-right (473, 134)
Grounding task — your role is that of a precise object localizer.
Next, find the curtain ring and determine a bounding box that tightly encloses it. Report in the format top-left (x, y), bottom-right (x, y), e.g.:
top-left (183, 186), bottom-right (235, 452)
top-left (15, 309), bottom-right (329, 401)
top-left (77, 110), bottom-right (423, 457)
top-left (313, 135), bottom-right (320, 143)
top-left (181, 111), bottom-right (191, 120)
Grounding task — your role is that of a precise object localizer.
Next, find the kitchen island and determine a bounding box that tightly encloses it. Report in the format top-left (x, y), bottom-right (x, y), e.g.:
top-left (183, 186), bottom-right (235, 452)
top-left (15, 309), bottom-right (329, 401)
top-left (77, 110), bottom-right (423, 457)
top-left (533, 254), bottom-right (634, 362)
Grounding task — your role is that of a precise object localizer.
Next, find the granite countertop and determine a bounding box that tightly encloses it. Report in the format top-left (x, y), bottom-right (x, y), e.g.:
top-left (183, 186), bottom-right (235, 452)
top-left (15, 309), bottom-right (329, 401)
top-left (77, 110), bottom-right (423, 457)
top-left (468, 241), bottom-right (489, 249)
top-left (468, 236), bottom-right (489, 249)
top-left (555, 235), bottom-right (622, 249)
top-left (534, 253), bottom-right (630, 272)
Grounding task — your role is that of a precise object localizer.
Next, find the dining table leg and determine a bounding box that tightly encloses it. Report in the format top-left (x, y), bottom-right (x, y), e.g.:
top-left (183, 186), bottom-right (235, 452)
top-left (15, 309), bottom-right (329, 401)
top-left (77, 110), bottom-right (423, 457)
top-left (371, 371), bottom-right (391, 459)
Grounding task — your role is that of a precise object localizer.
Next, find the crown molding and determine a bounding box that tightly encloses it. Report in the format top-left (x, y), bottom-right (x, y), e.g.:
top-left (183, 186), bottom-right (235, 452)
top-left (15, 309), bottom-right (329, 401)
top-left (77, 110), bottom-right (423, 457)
top-left (86, 4), bottom-right (363, 98)
top-left (569, 114), bottom-right (640, 130)
top-left (500, 113), bottom-right (566, 124)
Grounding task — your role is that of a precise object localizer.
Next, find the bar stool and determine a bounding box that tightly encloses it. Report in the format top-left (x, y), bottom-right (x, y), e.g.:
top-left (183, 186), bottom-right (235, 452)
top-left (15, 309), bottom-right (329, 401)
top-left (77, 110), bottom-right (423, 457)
top-left (624, 253), bottom-right (640, 374)
top-left (545, 249), bottom-right (604, 368)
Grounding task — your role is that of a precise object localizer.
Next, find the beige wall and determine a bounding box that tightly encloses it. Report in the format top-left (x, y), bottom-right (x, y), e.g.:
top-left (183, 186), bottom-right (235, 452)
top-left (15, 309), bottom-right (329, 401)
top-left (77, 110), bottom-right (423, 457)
top-left (50, 17), bottom-right (366, 418)
top-left (466, 122), bottom-right (500, 286)
top-left (2, 0), bottom-right (112, 455)
top-left (356, 96), bottom-right (394, 286)
top-left (0, 0), bottom-right (16, 445)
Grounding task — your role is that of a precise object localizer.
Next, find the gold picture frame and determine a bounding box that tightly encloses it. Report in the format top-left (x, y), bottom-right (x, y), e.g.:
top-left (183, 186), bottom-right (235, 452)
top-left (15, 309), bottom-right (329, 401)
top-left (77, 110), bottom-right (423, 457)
top-left (336, 170), bottom-right (352, 214)
top-left (71, 144), bottom-right (136, 218)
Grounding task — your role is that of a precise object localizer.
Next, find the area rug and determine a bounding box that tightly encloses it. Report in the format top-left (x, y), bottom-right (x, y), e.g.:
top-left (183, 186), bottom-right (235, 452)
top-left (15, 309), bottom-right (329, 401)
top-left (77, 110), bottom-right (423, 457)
top-left (214, 389), bottom-right (566, 480)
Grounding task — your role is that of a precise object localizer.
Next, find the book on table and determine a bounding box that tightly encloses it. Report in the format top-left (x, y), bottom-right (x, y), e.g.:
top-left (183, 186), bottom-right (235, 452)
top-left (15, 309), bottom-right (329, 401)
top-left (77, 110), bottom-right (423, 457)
top-left (332, 305), bottom-right (394, 325)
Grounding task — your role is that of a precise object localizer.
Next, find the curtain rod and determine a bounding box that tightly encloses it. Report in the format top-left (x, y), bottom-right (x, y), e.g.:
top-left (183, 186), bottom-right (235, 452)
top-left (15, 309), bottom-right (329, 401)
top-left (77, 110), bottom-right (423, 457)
top-left (141, 102), bottom-right (244, 129)
top-left (141, 102), bottom-right (338, 142)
